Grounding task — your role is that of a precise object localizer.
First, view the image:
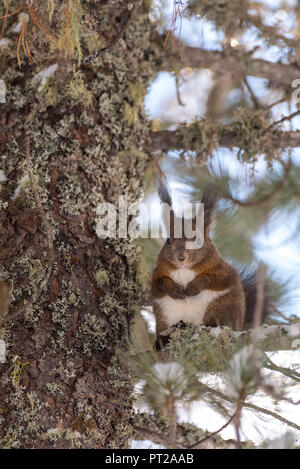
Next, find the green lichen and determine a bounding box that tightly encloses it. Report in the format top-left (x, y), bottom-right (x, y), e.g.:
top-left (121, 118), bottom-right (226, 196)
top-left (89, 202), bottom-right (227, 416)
top-left (50, 297), bottom-right (71, 328)
top-left (80, 313), bottom-right (108, 356)
top-left (123, 81), bottom-right (147, 125)
top-left (57, 172), bottom-right (89, 216)
top-left (11, 358), bottom-right (30, 388)
top-left (65, 71), bottom-right (93, 107)
top-left (161, 324), bottom-right (239, 373)
top-left (41, 78), bottom-right (58, 106)
top-left (0, 388), bottom-right (51, 449)
top-left (46, 382), bottom-right (63, 398)
top-left (179, 107), bottom-right (281, 164)
top-left (94, 268), bottom-right (109, 287)
top-left (84, 34), bottom-right (106, 56)
top-left (76, 400), bottom-right (93, 421)
top-left (0, 253), bottom-right (47, 325)
top-left (57, 0), bottom-right (84, 65)
top-left (47, 0), bottom-right (55, 23)
top-left (54, 360), bottom-right (76, 383)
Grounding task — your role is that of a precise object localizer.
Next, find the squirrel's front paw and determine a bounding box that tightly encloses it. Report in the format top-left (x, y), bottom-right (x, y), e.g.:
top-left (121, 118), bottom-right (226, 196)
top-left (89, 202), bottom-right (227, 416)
top-left (169, 285), bottom-right (185, 300)
top-left (185, 283), bottom-right (201, 297)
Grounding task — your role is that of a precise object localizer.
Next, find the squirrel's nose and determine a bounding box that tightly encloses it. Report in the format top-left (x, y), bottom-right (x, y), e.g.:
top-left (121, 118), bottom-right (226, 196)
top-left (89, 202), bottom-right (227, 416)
top-left (176, 252), bottom-right (187, 262)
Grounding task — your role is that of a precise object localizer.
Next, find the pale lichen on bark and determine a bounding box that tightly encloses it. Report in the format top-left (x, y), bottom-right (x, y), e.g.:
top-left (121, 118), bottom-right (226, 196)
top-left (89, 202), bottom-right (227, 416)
top-left (0, 0), bottom-right (161, 449)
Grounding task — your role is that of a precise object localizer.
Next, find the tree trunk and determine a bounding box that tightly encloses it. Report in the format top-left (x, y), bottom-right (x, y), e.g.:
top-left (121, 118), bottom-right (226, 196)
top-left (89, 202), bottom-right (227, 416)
top-left (0, 0), bottom-right (157, 449)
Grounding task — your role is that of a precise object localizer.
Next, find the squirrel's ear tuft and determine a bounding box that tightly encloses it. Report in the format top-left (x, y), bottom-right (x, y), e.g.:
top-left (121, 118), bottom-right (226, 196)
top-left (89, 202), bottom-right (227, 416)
top-left (157, 178), bottom-right (172, 207)
top-left (201, 186), bottom-right (218, 237)
top-left (157, 177), bottom-right (174, 238)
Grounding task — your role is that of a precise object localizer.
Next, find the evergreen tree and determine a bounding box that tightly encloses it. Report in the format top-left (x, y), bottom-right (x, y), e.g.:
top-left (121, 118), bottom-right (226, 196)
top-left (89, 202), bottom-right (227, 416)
top-left (0, 0), bottom-right (299, 449)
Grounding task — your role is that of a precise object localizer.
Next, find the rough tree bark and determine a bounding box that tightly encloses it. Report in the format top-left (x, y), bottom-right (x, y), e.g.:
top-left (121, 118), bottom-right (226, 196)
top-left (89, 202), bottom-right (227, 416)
top-left (1, 0), bottom-right (299, 450)
top-left (0, 0), bottom-right (159, 449)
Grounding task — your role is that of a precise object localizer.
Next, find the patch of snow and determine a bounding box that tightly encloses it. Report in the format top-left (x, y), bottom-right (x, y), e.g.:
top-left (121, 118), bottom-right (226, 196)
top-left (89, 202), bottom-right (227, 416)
top-left (225, 346), bottom-right (259, 398)
top-left (266, 350), bottom-right (300, 368)
top-left (140, 307), bottom-right (156, 334)
top-left (0, 79), bottom-right (6, 104)
top-left (0, 170), bottom-right (7, 182)
top-left (209, 326), bottom-right (223, 337)
top-left (0, 38), bottom-right (11, 49)
top-left (151, 362), bottom-right (188, 398)
top-left (12, 175), bottom-right (29, 201)
top-left (131, 440), bottom-right (165, 449)
top-left (32, 64), bottom-right (58, 93)
top-left (191, 332), bottom-right (200, 341)
top-left (230, 329), bottom-right (247, 339)
top-left (292, 338), bottom-right (300, 350)
top-left (257, 324), bottom-right (279, 340)
top-left (263, 432), bottom-right (296, 449)
top-left (132, 350), bottom-right (300, 447)
top-left (180, 350), bottom-right (300, 446)
top-left (10, 13), bottom-right (29, 34)
top-left (285, 323), bottom-right (300, 337)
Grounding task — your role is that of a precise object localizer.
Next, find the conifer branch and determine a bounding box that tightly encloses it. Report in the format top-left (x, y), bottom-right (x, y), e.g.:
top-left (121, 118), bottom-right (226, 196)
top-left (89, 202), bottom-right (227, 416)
top-left (163, 45), bottom-right (300, 87)
top-left (149, 130), bottom-right (300, 152)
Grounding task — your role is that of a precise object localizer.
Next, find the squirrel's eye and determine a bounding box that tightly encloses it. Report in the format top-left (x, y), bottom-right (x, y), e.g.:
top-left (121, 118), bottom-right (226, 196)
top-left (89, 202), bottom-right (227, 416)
top-left (166, 238), bottom-right (171, 245)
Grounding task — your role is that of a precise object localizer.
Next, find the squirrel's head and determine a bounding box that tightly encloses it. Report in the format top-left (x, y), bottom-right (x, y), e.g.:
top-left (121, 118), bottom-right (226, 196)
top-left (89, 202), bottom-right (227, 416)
top-left (158, 181), bottom-right (218, 269)
top-left (159, 235), bottom-right (216, 269)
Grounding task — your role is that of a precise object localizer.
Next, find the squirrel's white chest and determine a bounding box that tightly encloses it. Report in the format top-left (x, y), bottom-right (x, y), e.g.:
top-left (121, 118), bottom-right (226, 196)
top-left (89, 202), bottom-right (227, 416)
top-left (170, 268), bottom-right (196, 287)
top-left (156, 268), bottom-right (227, 328)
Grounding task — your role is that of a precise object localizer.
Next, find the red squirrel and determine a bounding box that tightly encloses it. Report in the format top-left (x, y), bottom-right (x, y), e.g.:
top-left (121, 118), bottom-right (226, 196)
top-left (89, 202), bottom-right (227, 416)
top-left (151, 179), bottom-right (270, 339)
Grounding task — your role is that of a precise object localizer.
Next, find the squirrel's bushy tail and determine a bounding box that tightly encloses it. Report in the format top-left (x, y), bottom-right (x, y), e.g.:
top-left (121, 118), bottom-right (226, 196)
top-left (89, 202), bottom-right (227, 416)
top-left (240, 268), bottom-right (273, 324)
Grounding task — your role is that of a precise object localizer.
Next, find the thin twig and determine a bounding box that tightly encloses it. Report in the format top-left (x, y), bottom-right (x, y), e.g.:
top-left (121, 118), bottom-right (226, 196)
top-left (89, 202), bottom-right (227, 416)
top-left (164, 1), bottom-right (184, 61)
top-left (17, 17), bottom-right (26, 68)
top-left (228, 160), bottom-right (292, 207)
top-left (167, 394), bottom-right (177, 448)
top-left (62, 249), bottom-right (80, 294)
top-left (263, 96), bottom-right (287, 113)
top-left (0, 5), bottom-right (23, 19)
top-left (250, 265), bottom-right (300, 404)
top-left (252, 263), bottom-right (265, 346)
top-left (263, 109), bottom-right (300, 135)
top-left (175, 73), bottom-right (185, 107)
top-left (198, 382), bottom-right (300, 432)
top-left (243, 77), bottom-right (261, 110)
top-left (64, 0), bottom-right (72, 59)
top-left (0, 3), bottom-right (9, 40)
top-left (234, 395), bottom-right (245, 449)
top-left (251, 265), bottom-right (283, 396)
top-left (265, 357), bottom-right (300, 382)
top-left (26, 2), bottom-right (57, 43)
top-left (133, 426), bottom-right (184, 449)
top-left (270, 306), bottom-right (293, 324)
top-left (188, 408), bottom-right (238, 448)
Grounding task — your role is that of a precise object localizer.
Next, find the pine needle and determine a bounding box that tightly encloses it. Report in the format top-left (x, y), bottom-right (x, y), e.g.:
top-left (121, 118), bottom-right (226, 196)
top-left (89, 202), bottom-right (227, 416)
top-left (0, 5), bottom-right (23, 19)
top-left (65, 0), bottom-right (72, 59)
top-left (17, 17), bottom-right (26, 69)
top-left (0, 3), bottom-right (9, 40)
top-left (27, 2), bottom-right (57, 43)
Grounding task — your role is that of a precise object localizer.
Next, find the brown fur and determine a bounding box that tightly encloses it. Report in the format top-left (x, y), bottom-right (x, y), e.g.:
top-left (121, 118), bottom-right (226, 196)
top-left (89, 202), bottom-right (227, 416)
top-left (151, 181), bottom-right (246, 338)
